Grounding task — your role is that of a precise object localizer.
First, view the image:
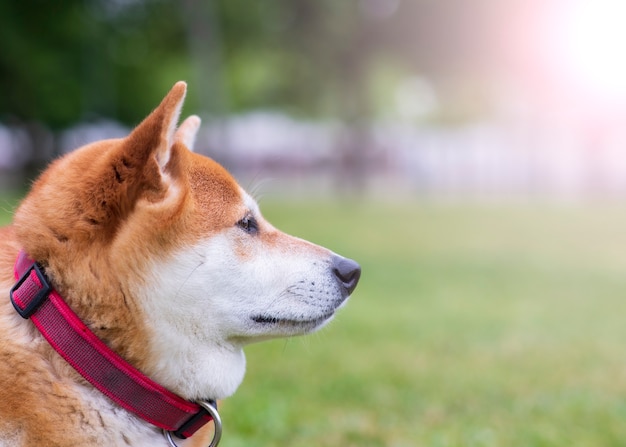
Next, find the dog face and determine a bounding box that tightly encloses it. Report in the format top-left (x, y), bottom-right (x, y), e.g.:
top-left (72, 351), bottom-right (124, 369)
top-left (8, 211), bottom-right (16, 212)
top-left (12, 82), bottom-right (360, 400)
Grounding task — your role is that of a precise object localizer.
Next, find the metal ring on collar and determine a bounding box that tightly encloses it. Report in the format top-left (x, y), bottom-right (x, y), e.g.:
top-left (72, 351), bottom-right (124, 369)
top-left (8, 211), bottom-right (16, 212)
top-left (163, 401), bottom-right (223, 447)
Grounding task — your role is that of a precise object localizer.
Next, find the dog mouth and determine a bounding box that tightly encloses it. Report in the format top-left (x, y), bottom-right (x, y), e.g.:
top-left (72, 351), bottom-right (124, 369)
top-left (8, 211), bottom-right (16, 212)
top-left (251, 312), bottom-right (334, 328)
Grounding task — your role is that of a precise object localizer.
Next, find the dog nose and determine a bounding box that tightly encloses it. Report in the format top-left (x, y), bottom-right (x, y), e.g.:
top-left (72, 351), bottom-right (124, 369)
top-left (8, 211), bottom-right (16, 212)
top-left (332, 255), bottom-right (361, 297)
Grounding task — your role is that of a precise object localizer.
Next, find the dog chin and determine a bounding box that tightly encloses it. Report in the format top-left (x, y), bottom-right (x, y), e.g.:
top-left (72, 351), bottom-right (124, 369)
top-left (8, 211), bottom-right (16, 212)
top-left (251, 312), bottom-right (335, 334)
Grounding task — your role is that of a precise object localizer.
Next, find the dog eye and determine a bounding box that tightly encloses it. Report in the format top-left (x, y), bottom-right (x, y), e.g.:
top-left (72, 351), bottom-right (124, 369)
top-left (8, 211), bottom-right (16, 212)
top-left (237, 215), bottom-right (259, 235)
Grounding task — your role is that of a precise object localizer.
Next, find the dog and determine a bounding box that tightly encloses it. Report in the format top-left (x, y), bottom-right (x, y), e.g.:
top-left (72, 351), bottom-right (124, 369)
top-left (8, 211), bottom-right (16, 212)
top-left (0, 82), bottom-right (360, 447)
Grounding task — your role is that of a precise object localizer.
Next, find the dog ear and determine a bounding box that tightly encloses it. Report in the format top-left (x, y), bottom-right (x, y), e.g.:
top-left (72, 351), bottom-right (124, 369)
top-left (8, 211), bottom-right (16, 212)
top-left (124, 81), bottom-right (187, 171)
top-left (174, 115), bottom-right (201, 152)
top-left (86, 82), bottom-right (190, 232)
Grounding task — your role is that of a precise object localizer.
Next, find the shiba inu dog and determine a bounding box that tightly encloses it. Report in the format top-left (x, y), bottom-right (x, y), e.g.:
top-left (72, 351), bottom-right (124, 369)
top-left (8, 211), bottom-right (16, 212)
top-left (0, 82), bottom-right (360, 447)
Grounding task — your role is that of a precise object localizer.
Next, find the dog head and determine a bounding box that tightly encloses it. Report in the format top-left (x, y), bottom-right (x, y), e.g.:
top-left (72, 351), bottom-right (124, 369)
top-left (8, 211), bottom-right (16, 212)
top-left (12, 82), bottom-right (360, 399)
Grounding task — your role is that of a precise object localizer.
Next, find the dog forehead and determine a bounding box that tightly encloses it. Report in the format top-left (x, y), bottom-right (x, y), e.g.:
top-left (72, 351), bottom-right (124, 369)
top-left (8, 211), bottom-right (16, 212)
top-left (186, 152), bottom-right (246, 220)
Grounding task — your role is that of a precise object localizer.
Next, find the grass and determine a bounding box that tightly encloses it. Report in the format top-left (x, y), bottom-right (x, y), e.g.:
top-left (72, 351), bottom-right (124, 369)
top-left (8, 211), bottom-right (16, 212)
top-left (3, 194), bottom-right (626, 446)
top-left (0, 191), bottom-right (22, 226)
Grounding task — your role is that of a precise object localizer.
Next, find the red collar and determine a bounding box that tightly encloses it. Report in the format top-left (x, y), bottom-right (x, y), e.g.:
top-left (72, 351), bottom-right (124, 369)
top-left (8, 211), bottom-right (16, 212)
top-left (9, 250), bottom-right (221, 445)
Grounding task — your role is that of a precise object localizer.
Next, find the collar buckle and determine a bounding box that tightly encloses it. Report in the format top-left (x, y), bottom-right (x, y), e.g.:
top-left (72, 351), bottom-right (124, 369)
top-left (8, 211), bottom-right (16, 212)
top-left (10, 261), bottom-right (52, 319)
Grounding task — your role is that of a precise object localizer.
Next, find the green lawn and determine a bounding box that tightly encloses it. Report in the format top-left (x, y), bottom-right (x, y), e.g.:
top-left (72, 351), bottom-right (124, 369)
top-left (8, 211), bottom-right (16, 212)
top-left (0, 192), bottom-right (22, 226)
top-left (3, 195), bottom-right (626, 446)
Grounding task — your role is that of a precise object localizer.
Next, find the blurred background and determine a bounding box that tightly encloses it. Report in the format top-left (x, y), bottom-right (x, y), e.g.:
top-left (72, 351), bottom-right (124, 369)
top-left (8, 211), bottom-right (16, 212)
top-left (3, 0), bottom-right (626, 199)
top-left (3, 1), bottom-right (626, 446)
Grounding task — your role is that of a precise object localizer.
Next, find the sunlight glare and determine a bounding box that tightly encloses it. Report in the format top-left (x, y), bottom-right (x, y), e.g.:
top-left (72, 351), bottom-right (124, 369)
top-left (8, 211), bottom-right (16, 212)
top-left (556, 0), bottom-right (626, 103)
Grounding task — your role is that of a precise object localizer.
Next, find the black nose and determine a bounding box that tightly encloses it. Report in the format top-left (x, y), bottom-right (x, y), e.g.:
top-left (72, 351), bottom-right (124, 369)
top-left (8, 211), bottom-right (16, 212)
top-left (332, 255), bottom-right (361, 297)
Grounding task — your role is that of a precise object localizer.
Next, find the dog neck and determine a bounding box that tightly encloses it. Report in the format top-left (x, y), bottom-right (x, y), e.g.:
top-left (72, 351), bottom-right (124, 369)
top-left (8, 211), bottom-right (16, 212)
top-left (136, 250), bottom-right (248, 401)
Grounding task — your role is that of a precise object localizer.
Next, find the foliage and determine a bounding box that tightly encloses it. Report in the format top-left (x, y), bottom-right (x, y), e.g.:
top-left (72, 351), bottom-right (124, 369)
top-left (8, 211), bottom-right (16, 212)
top-left (2, 0), bottom-right (492, 127)
top-left (0, 0), bottom-right (190, 128)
